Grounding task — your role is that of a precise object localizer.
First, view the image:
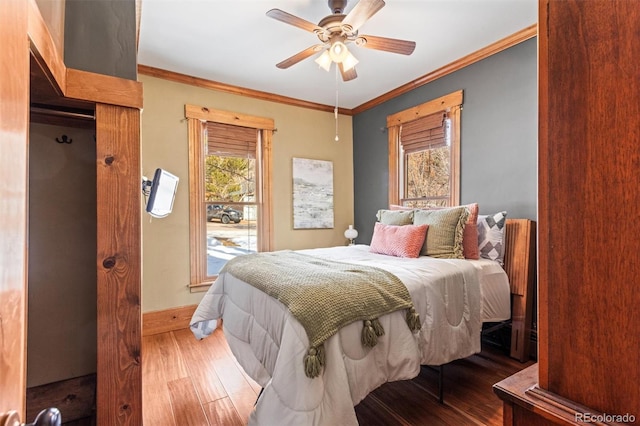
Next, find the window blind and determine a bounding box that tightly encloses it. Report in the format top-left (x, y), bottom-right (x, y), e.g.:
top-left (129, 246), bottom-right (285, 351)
top-left (206, 121), bottom-right (257, 158)
top-left (400, 111), bottom-right (448, 153)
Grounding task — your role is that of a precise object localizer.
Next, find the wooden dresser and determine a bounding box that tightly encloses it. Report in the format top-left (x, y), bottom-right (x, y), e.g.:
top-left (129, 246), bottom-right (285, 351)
top-left (494, 1), bottom-right (640, 424)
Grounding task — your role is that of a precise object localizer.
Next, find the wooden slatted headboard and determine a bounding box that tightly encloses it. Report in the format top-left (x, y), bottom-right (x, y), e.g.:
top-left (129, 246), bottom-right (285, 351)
top-left (502, 219), bottom-right (536, 362)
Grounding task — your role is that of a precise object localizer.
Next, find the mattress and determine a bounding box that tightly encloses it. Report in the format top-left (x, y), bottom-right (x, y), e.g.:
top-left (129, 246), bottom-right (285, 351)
top-left (469, 258), bottom-right (512, 322)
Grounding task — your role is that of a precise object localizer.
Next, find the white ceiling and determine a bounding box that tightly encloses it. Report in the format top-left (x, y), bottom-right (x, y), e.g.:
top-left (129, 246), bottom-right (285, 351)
top-left (138, 0), bottom-right (537, 110)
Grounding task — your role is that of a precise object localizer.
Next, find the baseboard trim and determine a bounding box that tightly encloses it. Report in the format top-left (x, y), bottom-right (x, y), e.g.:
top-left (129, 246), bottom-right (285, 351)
top-left (142, 304), bottom-right (198, 336)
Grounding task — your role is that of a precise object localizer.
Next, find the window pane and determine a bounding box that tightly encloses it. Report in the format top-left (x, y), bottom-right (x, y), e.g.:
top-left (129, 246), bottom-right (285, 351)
top-left (206, 203), bottom-right (257, 276)
top-left (205, 154), bottom-right (257, 276)
top-left (402, 199), bottom-right (448, 208)
top-left (204, 155), bottom-right (255, 203)
top-left (405, 146), bottom-right (450, 202)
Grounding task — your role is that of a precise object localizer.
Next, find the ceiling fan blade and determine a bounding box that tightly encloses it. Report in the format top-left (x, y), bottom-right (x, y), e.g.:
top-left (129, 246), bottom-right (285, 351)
top-left (341, 0), bottom-right (385, 32)
top-left (276, 45), bottom-right (325, 69)
top-left (339, 63), bottom-right (358, 81)
top-left (355, 35), bottom-right (416, 55)
top-left (266, 9), bottom-right (322, 33)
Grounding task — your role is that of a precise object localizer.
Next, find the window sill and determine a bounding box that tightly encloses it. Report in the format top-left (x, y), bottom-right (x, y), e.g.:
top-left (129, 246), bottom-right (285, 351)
top-left (188, 282), bottom-right (213, 293)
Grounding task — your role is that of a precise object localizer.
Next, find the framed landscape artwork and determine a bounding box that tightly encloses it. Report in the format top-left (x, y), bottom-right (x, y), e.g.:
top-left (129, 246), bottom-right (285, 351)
top-left (292, 157), bottom-right (334, 229)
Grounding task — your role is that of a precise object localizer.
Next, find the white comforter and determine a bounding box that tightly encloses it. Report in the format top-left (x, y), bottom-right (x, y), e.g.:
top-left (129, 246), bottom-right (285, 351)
top-left (191, 245), bottom-right (483, 426)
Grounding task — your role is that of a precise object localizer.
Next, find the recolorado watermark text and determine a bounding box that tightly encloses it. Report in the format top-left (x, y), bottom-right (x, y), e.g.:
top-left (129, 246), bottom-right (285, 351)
top-left (575, 412), bottom-right (636, 423)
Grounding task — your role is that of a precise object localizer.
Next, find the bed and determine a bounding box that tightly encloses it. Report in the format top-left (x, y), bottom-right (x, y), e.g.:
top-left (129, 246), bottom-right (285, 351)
top-left (190, 218), bottom-right (535, 426)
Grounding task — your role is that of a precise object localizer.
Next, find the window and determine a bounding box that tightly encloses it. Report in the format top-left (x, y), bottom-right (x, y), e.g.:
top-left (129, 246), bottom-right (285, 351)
top-left (387, 90), bottom-right (462, 208)
top-left (186, 105), bottom-right (274, 290)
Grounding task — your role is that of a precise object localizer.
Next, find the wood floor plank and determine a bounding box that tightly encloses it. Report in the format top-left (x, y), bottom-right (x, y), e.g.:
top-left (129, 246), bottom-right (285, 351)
top-left (207, 330), bottom-right (259, 423)
top-left (172, 328), bottom-right (229, 403)
top-left (143, 326), bottom-right (532, 426)
top-left (144, 332), bottom-right (189, 382)
top-left (355, 393), bottom-right (413, 426)
top-left (364, 379), bottom-right (477, 426)
top-left (167, 377), bottom-right (209, 426)
top-left (142, 333), bottom-right (179, 426)
top-left (192, 324), bottom-right (263, 395)
top-left (142, 333), bottom-right (176, 426)
top-left (203, 397), bottom-right (245, 426)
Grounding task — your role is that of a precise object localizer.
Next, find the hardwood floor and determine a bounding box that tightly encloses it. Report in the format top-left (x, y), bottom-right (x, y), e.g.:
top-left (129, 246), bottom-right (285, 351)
top-left (142, 327), bottom-right (533, 425)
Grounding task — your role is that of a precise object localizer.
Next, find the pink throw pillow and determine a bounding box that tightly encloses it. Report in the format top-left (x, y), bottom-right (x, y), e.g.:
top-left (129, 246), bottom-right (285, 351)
top-left (462, 203), bottom-right (479, 260)
top-left (369, 222), bottom-right (428, 258)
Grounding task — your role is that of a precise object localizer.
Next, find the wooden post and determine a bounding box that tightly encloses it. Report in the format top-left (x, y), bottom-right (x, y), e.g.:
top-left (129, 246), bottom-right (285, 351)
top-left (96, 104), bottom-right (142, 425)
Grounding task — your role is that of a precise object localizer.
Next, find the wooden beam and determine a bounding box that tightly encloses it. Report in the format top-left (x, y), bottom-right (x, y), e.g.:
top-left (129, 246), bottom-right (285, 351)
top-left (96, 104), bottom-right (142, 425)
top-left (66, 68), bottom-right (143, 109)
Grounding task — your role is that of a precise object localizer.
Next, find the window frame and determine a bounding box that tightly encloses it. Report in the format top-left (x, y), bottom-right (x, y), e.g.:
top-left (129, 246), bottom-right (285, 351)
top-left (185, 104), bottom-right (274, 290)
top-left (387, 90), bottom-right (463, 207)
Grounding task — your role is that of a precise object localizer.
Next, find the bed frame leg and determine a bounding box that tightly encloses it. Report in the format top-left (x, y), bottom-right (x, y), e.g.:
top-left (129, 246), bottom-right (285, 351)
top-left (423, 364), bottom-right (445, 403)
top-left (438, 365), bottom-right (444, 404)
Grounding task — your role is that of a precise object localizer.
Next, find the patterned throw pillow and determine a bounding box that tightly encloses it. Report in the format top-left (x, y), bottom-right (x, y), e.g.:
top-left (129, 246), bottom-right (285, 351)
top-left (369, 222), bottom-right (428, 258)
top-left (413, 206), bottom-right (469, 258)
top-left (477, 211), bottom-right (508, 265)
top-left (376, 209), bottom-right (413, 226)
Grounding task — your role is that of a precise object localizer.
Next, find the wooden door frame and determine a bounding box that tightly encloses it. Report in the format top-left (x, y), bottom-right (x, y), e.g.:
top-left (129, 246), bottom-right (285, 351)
top-left (2, 1), bottom-right (144, 424)
top-left (0, 0), bottom-right (30, 421)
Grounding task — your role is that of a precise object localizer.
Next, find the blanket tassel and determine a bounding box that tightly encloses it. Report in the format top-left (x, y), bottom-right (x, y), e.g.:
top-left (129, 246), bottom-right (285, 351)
top-left (362, 319), bottom-right (384, 347)
top-left (371, 318), bottom-right (385, 337)
top-left (406, 307), bottom-right (421, 332)
top-left (303, 345), bottom-right (325, 378)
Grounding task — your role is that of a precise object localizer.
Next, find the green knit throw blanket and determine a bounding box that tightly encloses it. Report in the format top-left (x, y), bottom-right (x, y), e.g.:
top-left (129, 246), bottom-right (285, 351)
top-left (221, 250), bottom-right (421, 378)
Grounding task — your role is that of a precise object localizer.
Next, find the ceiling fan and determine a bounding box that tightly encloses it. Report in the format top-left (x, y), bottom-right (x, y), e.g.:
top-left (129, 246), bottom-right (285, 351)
top-left (266, 0), bottom-right (416, 82)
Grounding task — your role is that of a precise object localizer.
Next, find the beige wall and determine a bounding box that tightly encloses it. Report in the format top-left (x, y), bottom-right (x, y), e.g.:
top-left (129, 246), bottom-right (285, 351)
top-left (140, 75), bottom-right (354, 312)
top-left (28, 123), bottom-right (97, 387)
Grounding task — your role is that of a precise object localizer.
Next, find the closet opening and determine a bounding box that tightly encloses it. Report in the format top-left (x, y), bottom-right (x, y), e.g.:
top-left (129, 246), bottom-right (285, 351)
top-left (26, 101), bottom-right (98, 424)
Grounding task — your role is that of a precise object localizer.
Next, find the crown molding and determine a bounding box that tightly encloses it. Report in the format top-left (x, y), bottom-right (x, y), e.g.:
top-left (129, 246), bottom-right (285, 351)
top-left (138, 24), bottom-right (537, 117)
top-left (352, 24), bottom-right (538, 114)
top-left (137, 64), bottom-right (353, 115)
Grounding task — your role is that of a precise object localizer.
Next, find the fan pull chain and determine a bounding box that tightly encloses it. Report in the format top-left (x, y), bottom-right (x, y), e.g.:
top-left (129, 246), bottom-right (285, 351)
top-left (335, 65), bottom-right (339, 142)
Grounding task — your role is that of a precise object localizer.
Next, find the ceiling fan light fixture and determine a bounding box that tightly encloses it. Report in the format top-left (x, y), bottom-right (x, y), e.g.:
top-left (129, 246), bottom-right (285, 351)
top-left (329, 41), bottom-right (349, 63)
top-left (315, 50), bottom-right (332, 71)
top-left (268, 0), bottom-right (416, 82)
top-left (342, 51), bottom-right (359, 71)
